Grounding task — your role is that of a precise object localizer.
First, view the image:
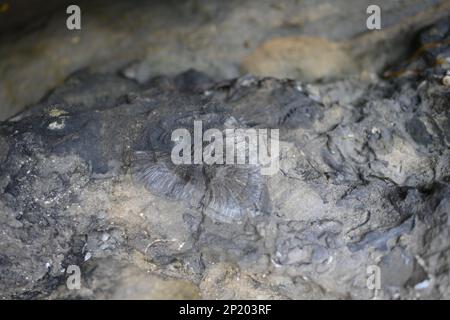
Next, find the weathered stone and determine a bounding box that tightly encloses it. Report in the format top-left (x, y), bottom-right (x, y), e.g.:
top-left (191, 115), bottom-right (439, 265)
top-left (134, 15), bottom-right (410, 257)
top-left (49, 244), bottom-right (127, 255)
top-left (1, 2), bottom-right (450, 300)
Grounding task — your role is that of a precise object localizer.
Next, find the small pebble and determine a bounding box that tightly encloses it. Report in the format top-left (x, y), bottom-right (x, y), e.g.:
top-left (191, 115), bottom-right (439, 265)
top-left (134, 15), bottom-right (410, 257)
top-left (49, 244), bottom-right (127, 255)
top-left (442, 75), bottom-right (450, 86)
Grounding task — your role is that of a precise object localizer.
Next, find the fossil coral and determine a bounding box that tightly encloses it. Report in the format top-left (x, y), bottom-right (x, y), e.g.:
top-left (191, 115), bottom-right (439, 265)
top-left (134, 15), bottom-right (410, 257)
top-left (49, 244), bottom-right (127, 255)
top-left (131, 109), bottom-right (270, 223)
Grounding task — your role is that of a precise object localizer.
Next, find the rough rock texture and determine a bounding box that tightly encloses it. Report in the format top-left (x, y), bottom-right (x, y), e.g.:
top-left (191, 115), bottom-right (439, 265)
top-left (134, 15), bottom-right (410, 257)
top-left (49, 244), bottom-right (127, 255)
top-left (2, 0), bottom-right (450, 120)
top-left (1, 18), bottom-right (450, 299)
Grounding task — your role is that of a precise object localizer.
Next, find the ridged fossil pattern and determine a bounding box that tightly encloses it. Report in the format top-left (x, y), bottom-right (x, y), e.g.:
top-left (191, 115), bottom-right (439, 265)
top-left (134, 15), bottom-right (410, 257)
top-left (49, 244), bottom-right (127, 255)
top-left (131, 109), bottom-right (270, 223)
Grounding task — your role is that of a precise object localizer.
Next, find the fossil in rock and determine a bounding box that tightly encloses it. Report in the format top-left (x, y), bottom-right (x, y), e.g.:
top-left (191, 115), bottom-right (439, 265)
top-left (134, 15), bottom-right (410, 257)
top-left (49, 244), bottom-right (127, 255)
top-left (131, 109), bottom-right (271, 223)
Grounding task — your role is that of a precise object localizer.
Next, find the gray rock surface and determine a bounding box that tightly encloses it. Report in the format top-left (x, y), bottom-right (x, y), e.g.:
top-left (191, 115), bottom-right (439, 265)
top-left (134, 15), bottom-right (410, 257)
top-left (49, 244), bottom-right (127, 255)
top-left (1, 0), bottom-right (450, 120)
top-left (1, 17), bottom-right (450, 299)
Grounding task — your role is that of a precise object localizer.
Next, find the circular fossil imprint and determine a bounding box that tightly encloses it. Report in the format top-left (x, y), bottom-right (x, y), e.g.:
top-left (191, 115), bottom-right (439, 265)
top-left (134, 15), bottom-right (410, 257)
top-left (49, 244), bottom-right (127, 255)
top-left (131, 110), bottom-right (271, 223)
